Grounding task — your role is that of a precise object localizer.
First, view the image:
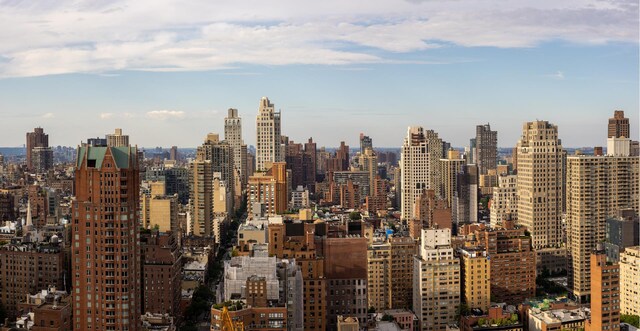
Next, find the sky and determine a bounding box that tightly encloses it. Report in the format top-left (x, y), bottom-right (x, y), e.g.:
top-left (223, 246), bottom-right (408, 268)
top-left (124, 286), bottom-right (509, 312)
top-left (0, 0), bottom-right (637, 148)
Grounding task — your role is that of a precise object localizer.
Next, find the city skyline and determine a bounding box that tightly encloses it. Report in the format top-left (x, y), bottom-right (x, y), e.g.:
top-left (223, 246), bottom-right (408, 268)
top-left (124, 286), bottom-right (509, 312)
top-left (0, 0), bottom-right (638, 148)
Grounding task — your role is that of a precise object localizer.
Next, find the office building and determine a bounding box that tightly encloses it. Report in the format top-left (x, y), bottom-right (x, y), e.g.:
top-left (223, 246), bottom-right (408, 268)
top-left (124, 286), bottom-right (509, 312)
top-left (620, 246), bottom-right (640, 316)
top-left (73, 144), bottom-right (141, 330)
top-left (225, 108), bottom-right (248, 186)
top-left (475, 123), bottom-right (498, 175)
top-left (256, 97), bottom-right (282, 171)
top-left (586, 248), bottom-right (620, 331)
top-left (413, 228), bottom-right (460, 330)
top-left (566, 154), bottom-right (639, 302)
top-left (26, 127), bottom-right (49, 171)
top-left (609, 110), bottom-right (630, 138)
top-left (106, 128), bottom-right (129, 147)
top-left (401, 126), bottom-right (443, 220)
top-left (516, 120), bottom-right (566, 273)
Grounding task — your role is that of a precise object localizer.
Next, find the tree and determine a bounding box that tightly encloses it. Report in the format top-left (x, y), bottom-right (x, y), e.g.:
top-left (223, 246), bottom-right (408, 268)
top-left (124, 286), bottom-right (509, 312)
top-left (621, 314), bottom-right (640, 327)
top-left (381, 314), bottom-right (394, 322)
top-left (349, 211), bottom-right (362, 220)
top-left (456, 303), bottom-right (470, 317)
top-left (368, 306), bottom-right (376, 314)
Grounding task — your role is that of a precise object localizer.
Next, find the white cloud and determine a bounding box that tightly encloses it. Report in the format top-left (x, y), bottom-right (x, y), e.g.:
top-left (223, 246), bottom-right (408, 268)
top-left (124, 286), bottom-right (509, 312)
top-left (42, 112), bottom-right (54, 119)
top-left (100, 112), bottom-right (114, 119)
top-left (0, 0), bottom-right (636, 77)
top-left (146, 110), bottom-right (186, 120)
top-left (553, 71), bottom-right (565, 80)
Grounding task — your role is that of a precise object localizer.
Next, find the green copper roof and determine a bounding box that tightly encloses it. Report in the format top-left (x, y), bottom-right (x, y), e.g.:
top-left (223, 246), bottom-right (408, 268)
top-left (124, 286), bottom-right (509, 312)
top-left (76, 146), bottom-right (137, 169)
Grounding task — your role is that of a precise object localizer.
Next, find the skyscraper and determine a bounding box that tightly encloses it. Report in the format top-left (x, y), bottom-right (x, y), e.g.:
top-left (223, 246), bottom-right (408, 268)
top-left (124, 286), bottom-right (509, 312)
top-left (566, 154), bottom-right (638, 302)
top-left (106, 128), bottom-right (129, 147)
top-left (189, 159), bottom-right (214, 236)
top-left (26, 127), bottom-right (49, 171)
top-left (475, 123), bottom-right (497, 175)
top-left (73, 144), bottom-right (141, 330)
top-left (400, 126), bottom-right (443, 220)
top-left (359, 133), bottom-right (372, 154)
top-left (225, 108), bottom-right (248, 186)
top-left (516, 120), bottom-right (566, 273)
top-left (196, 133), bottom-right (235, 208)
top-left (608, 110), bottom-right (630, 138)
top-left (256, 97), bottom-right (282, 171)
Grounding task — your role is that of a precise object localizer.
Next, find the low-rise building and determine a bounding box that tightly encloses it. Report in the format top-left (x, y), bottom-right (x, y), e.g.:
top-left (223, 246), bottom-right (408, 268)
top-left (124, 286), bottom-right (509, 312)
top-left (528, 307), bottom-right (589, 331)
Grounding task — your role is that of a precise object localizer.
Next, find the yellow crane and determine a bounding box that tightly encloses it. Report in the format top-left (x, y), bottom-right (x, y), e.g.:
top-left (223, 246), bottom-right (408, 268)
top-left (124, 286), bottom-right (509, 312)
top-left (220, 306), bottom-right (244, 331)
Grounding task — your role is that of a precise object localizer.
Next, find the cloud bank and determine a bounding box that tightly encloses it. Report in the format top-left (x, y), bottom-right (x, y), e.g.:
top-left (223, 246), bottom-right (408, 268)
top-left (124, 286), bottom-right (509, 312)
top-left (0, 0), bottom-right (636, 78)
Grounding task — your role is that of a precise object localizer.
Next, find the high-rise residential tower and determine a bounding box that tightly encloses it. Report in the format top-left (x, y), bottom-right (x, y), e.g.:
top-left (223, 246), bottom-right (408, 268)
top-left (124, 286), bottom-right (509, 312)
top-left (608, 110), bottom-right (630, 138)
top-left (106, 128), bottom-right (130, 147)
top-left (256, 97), bottom-right (282, 171)
top-left (73, 144), bottom-right (141, 330)
top-left (516, 120), bottom-right (566, 273)
top-left (475, 123), bottom-right (497, 175)
top-left (225, 108), bottom-right (248, 186)
top-left (400, 126), bottom-right (443, 220)
top-left (26, 127), bottom-right (49, 171)
top-left (566, 154), bottom-right (638, 303)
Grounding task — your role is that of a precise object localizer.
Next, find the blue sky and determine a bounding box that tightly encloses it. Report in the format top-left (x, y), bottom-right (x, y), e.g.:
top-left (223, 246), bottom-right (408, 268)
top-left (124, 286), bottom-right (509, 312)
top-left (0, 0), bottom-right (637, 148)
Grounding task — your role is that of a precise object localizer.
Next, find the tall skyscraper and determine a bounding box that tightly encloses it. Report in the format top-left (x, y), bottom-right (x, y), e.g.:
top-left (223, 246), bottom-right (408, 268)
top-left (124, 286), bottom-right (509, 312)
top-left (413, 228), bottom-right (460, 330)
top-left (73, 144), bottom-right (141, 330)
top-left (475, 123), bottom-right (497, 175)
top-left (106, 128), bottom-right (130, 147)
top-left (225, 108), bottom-right (248, 186)
top-left (26, 127), bottom-right (49, 171)
top-left (608, 110), bottom-right (630, 138)
top-left (516, 120), bottom-right (566, 273)
top-left (196, 133), bottom-right (235, 207)
top-left (566, 154), bottom-right (639, 302)
top-left (31, 146), bottom-right (53, 173)
top-left (256, 97), bottom-right (282, 171)
top-left (439, 149), bottom-right (465, 208)
top-left (189, 159), bottom-right (214, 236)
top-left (400, 126), bottom-right (443, 220)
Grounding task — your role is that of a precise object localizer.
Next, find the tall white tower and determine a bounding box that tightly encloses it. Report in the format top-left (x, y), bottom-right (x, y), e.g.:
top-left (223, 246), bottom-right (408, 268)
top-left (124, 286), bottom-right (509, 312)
top-left (256, 97), bottom-right (282, 171)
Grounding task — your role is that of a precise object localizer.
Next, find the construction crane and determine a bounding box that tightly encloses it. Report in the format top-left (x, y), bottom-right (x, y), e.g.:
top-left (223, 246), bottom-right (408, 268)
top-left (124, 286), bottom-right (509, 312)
top-left (220, 306), bottom-right (244, 331)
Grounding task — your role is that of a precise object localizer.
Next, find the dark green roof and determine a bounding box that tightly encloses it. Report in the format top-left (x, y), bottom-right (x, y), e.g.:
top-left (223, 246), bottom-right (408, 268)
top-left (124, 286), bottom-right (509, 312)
top-left (76, 146), bottom-right (137, 169)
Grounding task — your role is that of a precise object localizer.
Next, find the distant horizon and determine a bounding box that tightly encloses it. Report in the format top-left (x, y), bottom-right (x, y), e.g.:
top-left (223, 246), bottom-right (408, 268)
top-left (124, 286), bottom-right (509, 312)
top-left (0, 1), bottom-right (637, 149)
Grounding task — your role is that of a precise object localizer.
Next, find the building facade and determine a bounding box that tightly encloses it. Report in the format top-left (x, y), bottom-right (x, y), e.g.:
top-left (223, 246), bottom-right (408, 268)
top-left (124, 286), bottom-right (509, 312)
top-left (516, 120), bottom-right (566, 273)
top-left (73, 145), bottom-right (141, 330)
top-left (256, 97), bottom-right (282, 171)
top-left (413, 228), bottom-right (460, 331)
top-left (620, 246), bottom-right (640, 316)
top-left (475, 123), bottom-right (498, 175)
top-left (401, 126), bottom-right (443, 220)
top-left (566, 155), bottom-right (639, 302)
